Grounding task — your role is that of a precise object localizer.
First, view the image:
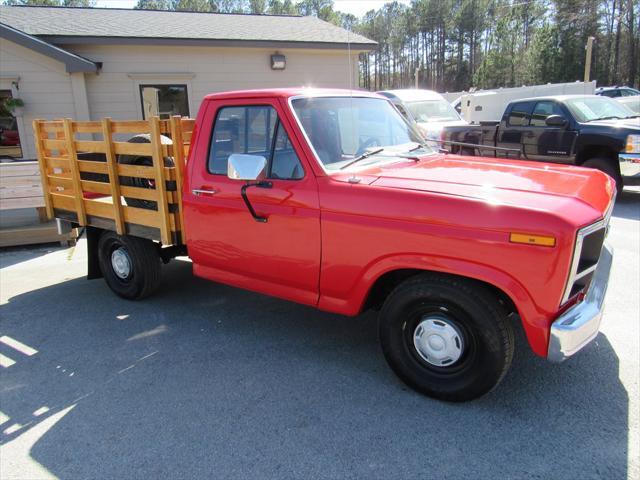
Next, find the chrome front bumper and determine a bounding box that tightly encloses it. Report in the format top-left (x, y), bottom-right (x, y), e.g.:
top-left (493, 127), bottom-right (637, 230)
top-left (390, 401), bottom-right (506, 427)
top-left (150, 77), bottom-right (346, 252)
top-left (547, 242), bottom-right (614, 362)
top-left (619, 153), bottom-right (640, 180)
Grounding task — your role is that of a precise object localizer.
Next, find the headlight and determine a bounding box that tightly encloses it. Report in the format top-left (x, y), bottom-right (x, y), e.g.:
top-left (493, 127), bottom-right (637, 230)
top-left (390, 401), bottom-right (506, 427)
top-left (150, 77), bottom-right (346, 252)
top-left (625, 134), bottom-right (640, 153)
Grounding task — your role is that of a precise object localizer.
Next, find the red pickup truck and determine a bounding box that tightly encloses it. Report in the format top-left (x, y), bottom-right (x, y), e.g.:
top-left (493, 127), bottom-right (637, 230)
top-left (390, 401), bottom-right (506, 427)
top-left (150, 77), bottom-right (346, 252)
top-left (37, 88), bottom-right (616, 402)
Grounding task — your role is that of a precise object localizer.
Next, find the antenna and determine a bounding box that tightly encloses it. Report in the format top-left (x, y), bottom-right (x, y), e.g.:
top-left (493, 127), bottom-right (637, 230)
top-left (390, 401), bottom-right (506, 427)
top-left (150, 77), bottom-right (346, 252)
top-left (347, 24), bottom-right (356, 161)
top-left (347, 24), bottom-right (353, 90)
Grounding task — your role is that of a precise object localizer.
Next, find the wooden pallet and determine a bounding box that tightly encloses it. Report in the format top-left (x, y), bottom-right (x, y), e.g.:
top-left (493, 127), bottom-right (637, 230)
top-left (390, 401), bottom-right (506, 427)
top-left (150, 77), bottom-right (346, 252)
top-left (0, 161), bottom-right (75, 247)
top-left (0, 161), bottom-right (44, 210)
top-left (0, 220), bottom-right (74, 248)
top-left (33, 116), bottom-right (194, 246)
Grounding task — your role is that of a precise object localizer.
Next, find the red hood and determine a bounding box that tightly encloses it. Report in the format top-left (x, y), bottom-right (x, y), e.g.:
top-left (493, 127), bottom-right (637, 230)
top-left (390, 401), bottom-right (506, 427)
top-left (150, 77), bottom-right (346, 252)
top-left (347, 153), bottom-right (615, 227)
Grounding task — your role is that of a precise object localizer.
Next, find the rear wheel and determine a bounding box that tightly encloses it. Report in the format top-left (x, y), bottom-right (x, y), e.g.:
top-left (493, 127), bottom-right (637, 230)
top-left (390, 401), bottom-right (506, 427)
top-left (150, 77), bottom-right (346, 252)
top-left (583, 157), bottom-right (622, 195)
top-left (97, 231), bottom-right (162, 300)
top-left (378, 273), bottom-right (514, 402)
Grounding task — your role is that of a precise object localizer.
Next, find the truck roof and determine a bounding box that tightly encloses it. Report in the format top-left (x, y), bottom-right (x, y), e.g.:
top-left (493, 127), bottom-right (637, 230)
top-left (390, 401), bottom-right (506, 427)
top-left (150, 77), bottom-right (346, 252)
top-left (204, 88), bottom-right (383, 101)
top-left (506, 94), bottom-right (599, 104)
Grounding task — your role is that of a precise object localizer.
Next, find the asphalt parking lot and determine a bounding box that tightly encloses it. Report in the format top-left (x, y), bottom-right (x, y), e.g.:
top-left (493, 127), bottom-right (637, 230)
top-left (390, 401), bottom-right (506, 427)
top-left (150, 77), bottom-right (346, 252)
top-left (0, 190), bottom-right (638, 480)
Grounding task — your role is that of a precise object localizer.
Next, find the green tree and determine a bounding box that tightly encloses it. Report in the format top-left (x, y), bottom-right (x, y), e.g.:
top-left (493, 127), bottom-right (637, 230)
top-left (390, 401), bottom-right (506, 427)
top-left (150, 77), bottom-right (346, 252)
top-left (267, 0), bottom-right (297, 15)
top-left (4, 0), bottom-right (95, 5)
top-left (134, 0), bottom-right (172, 9)
top-left (172, 0), bottom-right (212, 11)
top-left (249, 0), bottom-right (266, 13)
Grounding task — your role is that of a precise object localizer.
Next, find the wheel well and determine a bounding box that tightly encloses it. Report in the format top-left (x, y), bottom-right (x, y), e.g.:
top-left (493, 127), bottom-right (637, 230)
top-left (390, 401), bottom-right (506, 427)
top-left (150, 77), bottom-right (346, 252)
top-left (363, 268), bottom-right (517, 316)
top-left (575, 145), bottom-right (617, 167)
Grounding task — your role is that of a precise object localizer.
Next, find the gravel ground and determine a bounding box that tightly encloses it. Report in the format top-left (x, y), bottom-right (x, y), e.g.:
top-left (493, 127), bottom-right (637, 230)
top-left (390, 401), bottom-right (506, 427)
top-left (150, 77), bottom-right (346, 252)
top-left (0, 189), bottom-right (638, 480)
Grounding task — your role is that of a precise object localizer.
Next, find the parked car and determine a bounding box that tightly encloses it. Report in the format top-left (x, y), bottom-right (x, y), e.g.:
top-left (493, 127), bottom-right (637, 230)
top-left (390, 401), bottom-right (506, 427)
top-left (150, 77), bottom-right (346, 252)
top-left (616, 95), bottom-right (640, 115)
top-left (595, 86), bottom-right (640, 98)
top-left (377, 89), bottom-right (467, 141)
top-left (37, 88), bottom-right (616, 402)
top-left (440, 94), bottom-right (640, 193)
top-left (0, 116), bottom-right (21, 159)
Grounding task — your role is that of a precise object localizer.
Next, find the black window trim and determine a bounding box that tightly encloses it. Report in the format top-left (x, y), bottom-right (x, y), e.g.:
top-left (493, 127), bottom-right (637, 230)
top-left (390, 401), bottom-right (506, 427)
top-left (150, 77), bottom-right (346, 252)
top-left (506, 101), bottom-right (536, 127)
top-left (139, 83), bottom-right (190, 120)
top-left (528, 100), bottom-right (563, 128)
top-left (206, 104), bottom-right (305, 181)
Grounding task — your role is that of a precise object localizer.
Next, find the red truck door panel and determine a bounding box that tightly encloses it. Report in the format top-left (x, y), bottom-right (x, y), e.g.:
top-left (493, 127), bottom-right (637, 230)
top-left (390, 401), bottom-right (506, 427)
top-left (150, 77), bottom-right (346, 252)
top-left (184, 99), bottom-right (321, 306)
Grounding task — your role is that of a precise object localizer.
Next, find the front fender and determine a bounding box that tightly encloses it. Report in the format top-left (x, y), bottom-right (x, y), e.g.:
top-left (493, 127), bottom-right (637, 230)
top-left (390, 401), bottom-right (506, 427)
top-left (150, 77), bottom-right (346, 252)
top-left (318, 253), bottom-right (552, 357)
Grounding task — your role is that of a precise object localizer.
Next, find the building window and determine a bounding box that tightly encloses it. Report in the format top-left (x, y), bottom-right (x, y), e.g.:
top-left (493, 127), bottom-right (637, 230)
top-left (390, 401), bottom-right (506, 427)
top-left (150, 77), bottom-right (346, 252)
top-left (139, 84), bottom-right (189, 119)
top-left (0, 90), bottom-right (22, 159)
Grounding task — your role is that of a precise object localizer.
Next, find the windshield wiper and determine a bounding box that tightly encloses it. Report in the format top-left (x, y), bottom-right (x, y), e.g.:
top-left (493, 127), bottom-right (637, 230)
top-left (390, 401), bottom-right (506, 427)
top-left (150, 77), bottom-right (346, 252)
top-left (407, 143), bottom-right (426, 152)
top-left (586, 115), bottom-right (624, 122)
top-left (339, 147), bottom-right (384, 170)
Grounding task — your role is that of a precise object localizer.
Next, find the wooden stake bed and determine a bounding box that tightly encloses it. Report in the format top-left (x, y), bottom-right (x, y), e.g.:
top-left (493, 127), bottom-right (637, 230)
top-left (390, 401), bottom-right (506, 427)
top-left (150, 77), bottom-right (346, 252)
top-left (33, 116), bottom-right (194, 246)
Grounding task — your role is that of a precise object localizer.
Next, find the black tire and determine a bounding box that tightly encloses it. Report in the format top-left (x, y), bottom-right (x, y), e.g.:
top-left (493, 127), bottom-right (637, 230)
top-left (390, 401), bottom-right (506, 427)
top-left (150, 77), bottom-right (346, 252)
top-left (97, 231), bottom-right (162, 300)
top-left (378, 273), bottom-right (514, 402)
top-left (118, 134), bottom-right (174, 210)
top-left (583, 157), bottom-right (623, 195)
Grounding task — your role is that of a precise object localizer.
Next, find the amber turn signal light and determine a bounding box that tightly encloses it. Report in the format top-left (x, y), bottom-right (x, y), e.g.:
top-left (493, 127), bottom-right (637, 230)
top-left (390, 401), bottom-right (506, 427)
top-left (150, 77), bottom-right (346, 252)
top-left (509, 233), bottom-right (556, 247)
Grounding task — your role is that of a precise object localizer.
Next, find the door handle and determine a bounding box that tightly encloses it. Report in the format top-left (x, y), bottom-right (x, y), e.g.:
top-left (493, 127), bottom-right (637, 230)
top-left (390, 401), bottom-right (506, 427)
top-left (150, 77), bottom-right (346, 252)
top-left (192, 188), bottom-right (218, 197)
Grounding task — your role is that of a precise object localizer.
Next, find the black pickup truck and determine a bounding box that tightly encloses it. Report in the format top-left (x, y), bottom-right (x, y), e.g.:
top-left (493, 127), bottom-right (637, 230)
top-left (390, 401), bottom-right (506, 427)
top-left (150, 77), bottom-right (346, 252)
top-left (441, 95), bottom-right (640, 193)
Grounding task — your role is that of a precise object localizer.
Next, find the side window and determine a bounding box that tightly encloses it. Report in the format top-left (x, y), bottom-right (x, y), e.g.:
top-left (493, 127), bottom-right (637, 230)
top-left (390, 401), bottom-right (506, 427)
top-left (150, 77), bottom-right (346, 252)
top-left (507, 101), bottom-right (535, 126)
top-left (208, 105), bottom-right (303, 180)
top-left (270, 122), bottom-right (304, 180)
top-left (530, 101), bottom-right (564, 127)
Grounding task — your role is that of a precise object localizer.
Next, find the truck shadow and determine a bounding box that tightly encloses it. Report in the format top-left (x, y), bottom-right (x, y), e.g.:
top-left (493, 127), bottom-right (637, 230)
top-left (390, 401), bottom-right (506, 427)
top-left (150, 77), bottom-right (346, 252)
top-left (0, 259), bottom-right (630, 479)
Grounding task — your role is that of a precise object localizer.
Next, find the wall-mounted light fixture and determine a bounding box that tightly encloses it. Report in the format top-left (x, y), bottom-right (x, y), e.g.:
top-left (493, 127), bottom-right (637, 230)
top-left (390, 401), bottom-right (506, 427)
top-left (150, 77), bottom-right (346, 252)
top-left (271, 54), bottom-right (286, 70)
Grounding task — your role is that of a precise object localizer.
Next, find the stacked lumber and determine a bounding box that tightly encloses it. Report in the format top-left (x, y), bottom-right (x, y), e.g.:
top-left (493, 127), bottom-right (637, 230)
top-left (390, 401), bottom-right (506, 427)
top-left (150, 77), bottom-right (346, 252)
top-left (0, 161), bottom-right (74, 247)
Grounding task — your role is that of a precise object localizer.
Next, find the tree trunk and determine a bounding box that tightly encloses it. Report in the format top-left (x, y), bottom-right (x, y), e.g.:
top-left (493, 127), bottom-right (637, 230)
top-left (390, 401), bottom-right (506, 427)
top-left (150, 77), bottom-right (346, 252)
top-left (614, 4), bottom-right (622, 84)
top-left (628, 0), bottom-right (637, 87)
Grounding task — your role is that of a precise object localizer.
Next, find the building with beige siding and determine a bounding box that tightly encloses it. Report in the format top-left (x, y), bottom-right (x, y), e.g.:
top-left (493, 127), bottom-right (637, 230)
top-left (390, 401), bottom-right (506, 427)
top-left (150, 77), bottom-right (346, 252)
top-left (0, 5), bottom-right (375, 160)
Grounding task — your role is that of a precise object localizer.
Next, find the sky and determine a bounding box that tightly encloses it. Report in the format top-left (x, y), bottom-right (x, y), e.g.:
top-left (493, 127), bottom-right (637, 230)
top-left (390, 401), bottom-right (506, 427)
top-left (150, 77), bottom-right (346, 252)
top-left (93, 0), bottom-right (412, 18)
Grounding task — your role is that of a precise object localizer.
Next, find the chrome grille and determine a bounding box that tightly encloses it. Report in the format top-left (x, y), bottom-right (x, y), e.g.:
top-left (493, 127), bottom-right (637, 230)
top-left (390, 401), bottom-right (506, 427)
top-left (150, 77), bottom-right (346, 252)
top-left (561, 195), bottom-right (615, 305)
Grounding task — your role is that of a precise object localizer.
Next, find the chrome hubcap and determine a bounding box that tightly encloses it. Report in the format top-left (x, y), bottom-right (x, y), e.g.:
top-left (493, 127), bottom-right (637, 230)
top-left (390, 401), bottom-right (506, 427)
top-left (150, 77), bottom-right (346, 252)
top-left (413, 315), bottom-right (464, 367)
top-left (111, 248), bottom-right (132, 279)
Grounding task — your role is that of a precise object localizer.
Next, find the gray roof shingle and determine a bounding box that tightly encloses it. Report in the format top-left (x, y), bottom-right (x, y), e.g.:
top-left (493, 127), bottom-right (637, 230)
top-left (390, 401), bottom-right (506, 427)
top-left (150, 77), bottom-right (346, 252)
top-left (0, 6), bottom-right (375, 49)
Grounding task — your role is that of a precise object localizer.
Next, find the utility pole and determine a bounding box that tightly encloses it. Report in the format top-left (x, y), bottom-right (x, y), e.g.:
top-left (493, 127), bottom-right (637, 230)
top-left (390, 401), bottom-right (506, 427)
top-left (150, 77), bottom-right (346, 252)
top-left (584, 36), bottom-right (595, 82)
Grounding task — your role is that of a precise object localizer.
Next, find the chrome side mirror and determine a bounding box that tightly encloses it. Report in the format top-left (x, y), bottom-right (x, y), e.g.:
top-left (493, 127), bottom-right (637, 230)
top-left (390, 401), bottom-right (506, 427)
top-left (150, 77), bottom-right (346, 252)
top-left (227, 154), bottom-right (267, 181)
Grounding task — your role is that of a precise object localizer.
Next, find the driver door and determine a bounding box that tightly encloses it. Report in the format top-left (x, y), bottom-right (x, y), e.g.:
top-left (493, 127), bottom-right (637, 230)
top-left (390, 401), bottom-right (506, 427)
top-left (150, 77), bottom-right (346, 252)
top-left (523, 100), bottom-right (577, 163)
top-left (184, 99), bottom-right (321, 306)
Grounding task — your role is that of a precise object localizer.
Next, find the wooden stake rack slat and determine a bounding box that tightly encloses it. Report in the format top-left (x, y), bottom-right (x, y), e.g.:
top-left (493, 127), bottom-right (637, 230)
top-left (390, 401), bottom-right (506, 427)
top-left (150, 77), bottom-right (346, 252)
top-left (33, 116), bottom-right (193, 245)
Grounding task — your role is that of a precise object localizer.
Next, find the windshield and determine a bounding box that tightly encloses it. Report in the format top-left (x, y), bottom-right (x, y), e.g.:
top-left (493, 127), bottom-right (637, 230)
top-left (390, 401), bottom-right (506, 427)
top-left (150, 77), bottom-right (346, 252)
top-left (564, 96), bottom-right (636, 122)
top-left (619, 97), bottom-right (640, 115)
top-left (406, 99), bottom-right (461, 122)
top-left (291, 96), bottom-right (429, 171)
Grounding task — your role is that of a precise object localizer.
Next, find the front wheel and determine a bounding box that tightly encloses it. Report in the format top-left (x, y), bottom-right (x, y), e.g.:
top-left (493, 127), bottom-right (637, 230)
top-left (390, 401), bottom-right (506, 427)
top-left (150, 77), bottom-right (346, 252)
top-left (97, 231), bottom-right (162, 300)
top-left (583, 157), bottom-right (622, 195)
top-left (378, 274), bottom-right (514, 402)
